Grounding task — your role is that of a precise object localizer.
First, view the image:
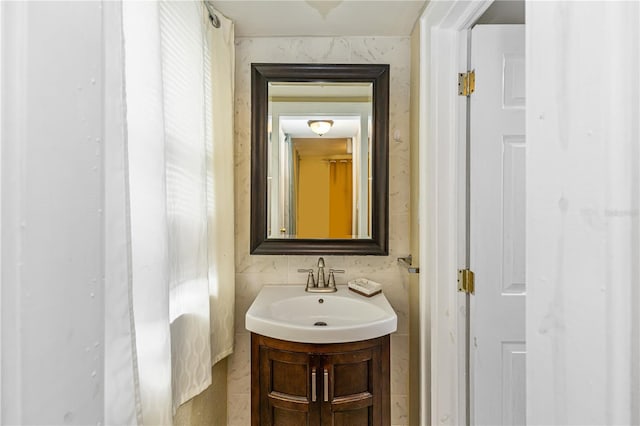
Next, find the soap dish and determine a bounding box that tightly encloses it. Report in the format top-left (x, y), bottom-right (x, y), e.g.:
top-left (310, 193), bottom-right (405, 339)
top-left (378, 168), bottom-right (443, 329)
top-left (348, 278), bottom-right (382, 297)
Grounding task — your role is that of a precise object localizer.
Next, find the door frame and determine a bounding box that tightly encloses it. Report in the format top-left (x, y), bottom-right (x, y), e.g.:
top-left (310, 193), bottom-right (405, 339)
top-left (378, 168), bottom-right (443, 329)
top-left (417, 1), bottom-right (494, 424)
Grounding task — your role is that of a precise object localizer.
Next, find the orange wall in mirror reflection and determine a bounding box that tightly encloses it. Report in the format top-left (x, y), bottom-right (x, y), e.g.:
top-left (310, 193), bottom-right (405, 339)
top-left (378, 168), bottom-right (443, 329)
top-left (297, 155), bottom-right (352, 238)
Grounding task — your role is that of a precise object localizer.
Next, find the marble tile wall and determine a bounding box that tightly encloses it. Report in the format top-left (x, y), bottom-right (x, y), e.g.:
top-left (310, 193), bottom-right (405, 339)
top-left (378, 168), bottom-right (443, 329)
top-left (229, 36), bottom-right (411, 426)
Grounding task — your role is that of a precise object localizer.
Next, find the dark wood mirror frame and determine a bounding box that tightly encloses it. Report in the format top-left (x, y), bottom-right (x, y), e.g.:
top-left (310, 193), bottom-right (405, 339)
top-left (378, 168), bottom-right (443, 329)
top-left (250, 63), bottom-right (389, 255)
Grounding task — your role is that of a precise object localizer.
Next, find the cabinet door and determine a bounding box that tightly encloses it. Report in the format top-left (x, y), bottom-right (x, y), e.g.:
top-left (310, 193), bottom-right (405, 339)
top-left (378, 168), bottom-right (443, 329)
top-left (258, 345), bottom-right (321, 426)
top-left (321, 344), bottom-right (388, 426)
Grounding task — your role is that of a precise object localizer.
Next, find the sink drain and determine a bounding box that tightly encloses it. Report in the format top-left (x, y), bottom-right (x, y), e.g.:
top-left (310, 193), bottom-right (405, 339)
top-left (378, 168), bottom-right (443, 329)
top-left (314, 321), bottom-right (327, 326)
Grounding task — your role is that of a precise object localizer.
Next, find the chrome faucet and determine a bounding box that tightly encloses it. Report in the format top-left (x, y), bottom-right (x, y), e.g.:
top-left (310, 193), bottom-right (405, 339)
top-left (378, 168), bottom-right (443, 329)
top-left (298, 268), bottom-right (316, 289)
top-left (298, 257), bottom-right (342, 293)
top-left (316, 257), bottom-right (326, 287)
top-left (327, 268), bottom-right (344, 288)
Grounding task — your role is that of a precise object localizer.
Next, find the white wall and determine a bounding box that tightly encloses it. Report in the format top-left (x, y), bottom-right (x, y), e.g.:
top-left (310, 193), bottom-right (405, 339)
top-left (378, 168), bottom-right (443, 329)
top-left (527, 2), bottom-right (640, 424)
top-left (408, 22), bottom-right (423, 426)
top-left (1, 2), bottom-right (109, 423)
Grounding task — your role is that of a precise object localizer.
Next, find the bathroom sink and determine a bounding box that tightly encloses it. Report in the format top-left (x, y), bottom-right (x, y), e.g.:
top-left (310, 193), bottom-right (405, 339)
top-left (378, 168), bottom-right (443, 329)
top-left (245, 285), bottom-right (397, 343)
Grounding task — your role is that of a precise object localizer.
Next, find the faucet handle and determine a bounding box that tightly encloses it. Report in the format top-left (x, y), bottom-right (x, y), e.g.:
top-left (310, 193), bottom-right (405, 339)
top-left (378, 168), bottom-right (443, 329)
top-left (298, 269), bottom-right (316, 289)
top-left (327, 269), bottom-right (345, 288)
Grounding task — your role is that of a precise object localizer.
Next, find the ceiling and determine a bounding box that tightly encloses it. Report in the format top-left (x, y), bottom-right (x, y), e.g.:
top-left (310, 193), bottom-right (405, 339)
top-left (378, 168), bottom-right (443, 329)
top-left (475, 0), bottom-right (524, 25)
top-left (209, 1), bottom-right (428, 37)
top-left (281, 116), bottom-right (360, 139)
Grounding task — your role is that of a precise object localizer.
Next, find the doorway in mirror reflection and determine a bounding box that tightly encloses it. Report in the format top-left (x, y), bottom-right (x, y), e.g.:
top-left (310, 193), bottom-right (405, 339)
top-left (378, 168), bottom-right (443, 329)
top-left (297, 151), bottom-right (353, 239)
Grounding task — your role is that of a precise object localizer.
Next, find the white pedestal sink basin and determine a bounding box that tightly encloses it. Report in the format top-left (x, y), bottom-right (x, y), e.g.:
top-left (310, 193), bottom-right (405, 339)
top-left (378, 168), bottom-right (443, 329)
top-left (245, 285), bottom-right (397, 343)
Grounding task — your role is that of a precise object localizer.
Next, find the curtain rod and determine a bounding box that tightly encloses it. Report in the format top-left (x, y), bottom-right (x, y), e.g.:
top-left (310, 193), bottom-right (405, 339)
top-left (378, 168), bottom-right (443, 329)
top-left (203, 1), bottom-right (220, 28)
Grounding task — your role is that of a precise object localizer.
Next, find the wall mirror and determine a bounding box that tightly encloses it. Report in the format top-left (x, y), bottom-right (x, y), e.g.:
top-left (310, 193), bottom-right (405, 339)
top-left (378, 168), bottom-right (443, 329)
top-left (250, 63), bottom-right (389, 255)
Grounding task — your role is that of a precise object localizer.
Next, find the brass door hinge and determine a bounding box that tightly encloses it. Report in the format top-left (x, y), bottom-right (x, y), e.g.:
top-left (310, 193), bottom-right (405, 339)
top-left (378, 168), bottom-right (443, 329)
top-left (458, 269), bottom-right (475, 294)
top-left (458, 70), bottom-right (475, 97)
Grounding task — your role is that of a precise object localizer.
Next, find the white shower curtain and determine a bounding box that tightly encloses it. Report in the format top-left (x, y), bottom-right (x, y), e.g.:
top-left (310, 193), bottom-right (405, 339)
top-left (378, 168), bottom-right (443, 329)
top-left (105, 1), bottom-right (235, 424)
top-left (205, 1), bottom-right (235, 366)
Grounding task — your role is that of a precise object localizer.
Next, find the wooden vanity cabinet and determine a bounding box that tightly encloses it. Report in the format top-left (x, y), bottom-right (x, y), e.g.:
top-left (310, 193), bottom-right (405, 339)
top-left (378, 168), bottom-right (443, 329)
top-left (251, 333), bottom-right (390, 426)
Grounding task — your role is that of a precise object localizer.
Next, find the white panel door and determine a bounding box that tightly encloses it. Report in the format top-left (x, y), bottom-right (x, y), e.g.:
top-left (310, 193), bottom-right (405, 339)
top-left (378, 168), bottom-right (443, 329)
top-left (470, 25), bottom-right (526, 426)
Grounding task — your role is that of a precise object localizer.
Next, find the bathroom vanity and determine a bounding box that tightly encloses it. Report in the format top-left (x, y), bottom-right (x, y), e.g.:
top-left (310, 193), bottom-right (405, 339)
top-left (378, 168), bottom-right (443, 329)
top-left (246, 285), bottom-right (397, 425)
top-left (251, 333), bottom-right (390, 425)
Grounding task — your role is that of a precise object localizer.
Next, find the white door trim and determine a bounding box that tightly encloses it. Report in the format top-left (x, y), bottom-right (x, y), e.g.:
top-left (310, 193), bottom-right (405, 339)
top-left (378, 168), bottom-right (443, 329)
top-left (417, 1), bottom-right (494, 424)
